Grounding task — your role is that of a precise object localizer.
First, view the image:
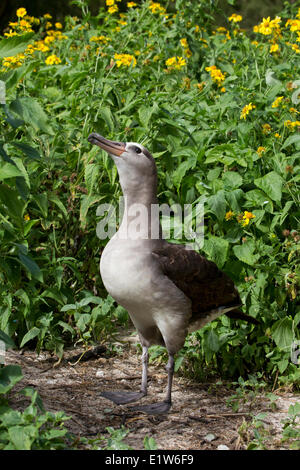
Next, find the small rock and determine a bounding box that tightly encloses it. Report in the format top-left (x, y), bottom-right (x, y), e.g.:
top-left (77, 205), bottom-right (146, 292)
top-left (204, 433), bottom-right (216, 442)
top-left (217, 444), bottom-right (229, 450)
top-left (96, 370), bottom-right (105, 378)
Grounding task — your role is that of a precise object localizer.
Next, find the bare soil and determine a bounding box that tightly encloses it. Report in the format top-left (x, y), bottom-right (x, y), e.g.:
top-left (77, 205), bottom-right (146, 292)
top-left (5, 335), bottom-right (300, 450)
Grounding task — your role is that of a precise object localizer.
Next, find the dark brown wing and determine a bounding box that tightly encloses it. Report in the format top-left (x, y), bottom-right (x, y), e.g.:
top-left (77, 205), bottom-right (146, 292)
top-left (153, 243), bottom-right (258, 325)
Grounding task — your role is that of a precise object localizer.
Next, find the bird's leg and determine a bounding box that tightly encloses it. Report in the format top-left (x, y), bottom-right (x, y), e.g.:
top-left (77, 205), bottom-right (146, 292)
top-left (140, 345), bottom-right (148, 395)
top-left (164, 354), bottom-right (174, 405)
top-left (130, 353), bottom-right (174, 415)
top-left (100, 346), bottom-right (148, 406)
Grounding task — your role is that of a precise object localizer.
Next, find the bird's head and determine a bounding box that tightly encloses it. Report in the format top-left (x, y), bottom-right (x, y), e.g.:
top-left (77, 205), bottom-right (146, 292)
top-left (88, 133), bottom-right (157, 194)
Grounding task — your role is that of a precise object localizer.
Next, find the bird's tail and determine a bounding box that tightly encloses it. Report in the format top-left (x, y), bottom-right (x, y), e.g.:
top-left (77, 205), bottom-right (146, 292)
top-left (226, 309), bottom-right (259, 325)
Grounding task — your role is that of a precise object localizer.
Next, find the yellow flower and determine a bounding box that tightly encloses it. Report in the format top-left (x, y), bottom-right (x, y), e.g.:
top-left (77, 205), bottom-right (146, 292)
top-left (114, 53), bottom-right (136, 67)
top-left (257, 146), bottom-right (266, 156)
top-left (16, 8), bottom-right (27, 18)
top-left (4, 30), bottom-right (19, 37)
top-left (108, 5), bottom-right (118, 14)
top-left (24, 214), bottom-right (30, 221)
top-left (43, 13), bottom-right (52, 19)
top-left (45, 54), bottom-right (61, 65)
top-left (148, 2), bottom-right (166, 14)
top-left (271, 96), bottom-right (284, 108)
top-left (180, 38), bottom-right (188, 48)
top-left (34, 40), bottom-right (50, 52)
top-left (220, 87), bottom-right (226, 93)
top-left (240, 102), bottom-right (256, 120)
top-left (205, 65), bottom-right (226, 86)
top-left (284, 120), bottom-right (300, 130)
top-left (254, 16), bottom-right (281, 36)
top-left (90, 35), bottom-right (110, 43)
top-left (285, 19), bottom-right (300, 32)
top-left (106, 0), bottom-right (115, 4)
top-left (270, 43), bottom-right (279, 53)
top-left (2, 54), bottom-right (25, 69)
top-left (240, 211), bottom-right (255, 227)
top-left (228, 14), bottom-right (242, 23)
top-left (55, 22), bottom-right (63, 29)
top-left (274, 132), bottom-right (281, 139)
top-left (165, 56), bottom-right (186, 70)
top-left (262, 123), bottom-right (272, 134)
top-left (127, 2), bottom-right (137, 7)
top-left (225, 210), bottom-right (234, 221)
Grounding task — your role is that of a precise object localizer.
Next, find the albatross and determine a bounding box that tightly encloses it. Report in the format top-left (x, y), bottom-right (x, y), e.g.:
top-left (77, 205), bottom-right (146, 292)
top-left (88, 132), bottom-right (258, 414)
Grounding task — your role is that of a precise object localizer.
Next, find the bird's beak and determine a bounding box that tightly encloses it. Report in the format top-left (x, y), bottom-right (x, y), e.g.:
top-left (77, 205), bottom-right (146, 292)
top-left (88, 133), bottom-right (126, 157)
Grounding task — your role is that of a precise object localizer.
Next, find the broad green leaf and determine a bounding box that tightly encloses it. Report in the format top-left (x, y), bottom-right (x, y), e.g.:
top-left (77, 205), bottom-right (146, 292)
top-left (222, 171), bottom-right (243, 189)
top-left (254, 171), bottom-right (283, 202)
top-left (18, 252), bottom-right (43, 282)
top-left (0, 162), bottom-right (23, 180)
top-left (0, 330), bottom-right (15, 349)
top-left (48, 194), bottom-right (68, 218)
top-left (203, 236), bottom-right (229, 268)
top-left (80, 195), bottom-right (104, 227)
top-left (0, 183), bottom-right (26, 225)
top-left (207, 190), bottom-right (226, 222)
top-left (34, 193), bottom-right (48, 218)
top-left (84, 163), bottom-right (100, 194)
top-left (0, 33), bottom-right (34, 58)
top-left (138, 105), bottom-right (154, 128)
top-left (271, 317), bottom-right (293, 351)
top-left (282, 134), bottom-right (300, 150)
top-left (20, 327), bottom-right (40, 348)
top-left (0, 365), bottom-right (23, 394)
top-left (233, 239), bottom-right (260, 265)
top-left (172, 159), bottom-right (196, 190)
top-left (206, 329), bottom-right (220, 352)
top-left (10, 142), bottom-right (41, 160)
top-left (101, 106), bottom-right (114, 131)
top-left (10, 97), bottom-right (53, 135)
top-left (8, 425), bottom-right (37, 450)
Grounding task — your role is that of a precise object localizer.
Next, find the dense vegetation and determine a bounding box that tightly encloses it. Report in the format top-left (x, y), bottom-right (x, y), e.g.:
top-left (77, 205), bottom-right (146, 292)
top-left (0, 0), bottom-right (299, 449)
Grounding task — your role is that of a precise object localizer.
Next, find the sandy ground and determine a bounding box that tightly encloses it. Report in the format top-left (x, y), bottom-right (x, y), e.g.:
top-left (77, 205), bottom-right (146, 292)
top-left (5, 339), bottom-right (300, 450)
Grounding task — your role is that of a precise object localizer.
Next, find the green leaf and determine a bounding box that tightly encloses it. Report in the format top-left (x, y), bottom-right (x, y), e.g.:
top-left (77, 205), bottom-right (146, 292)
top-left (10, 142), bottom-right (41, 160)
top-left (80, 195), bottom-right (104, 227)
top-left (206, 329), bottom-right (220, 352)
top-left (254, 171), bottom-right (283, 202)
top-left (144, 436), bottom-right (157, 450)
top-left (0, 33), bottom-right (34, 58)
top-left (0, 330), bottom-right (15, 349)
top-left (84, 163), bottom-right (100, 194)
top-left (271, 317), bottom-right (293, 351)
top-left (207, 190), bottom-right (226, 222)
top-left (282, 134), bottom-right (300, 150)
top-left (0, 365), bottom-right (23, 394)
top-left (34, 193), bottom-right (48, 218)
top-left (138, 105), bottom-right (154, 128)
top-left (222, 172), bottom-right (243, 189)
top-left (101, 106), bottom-right (114, 132)
top-left (172, 159), bottom-right (196, 190)
top-left (8, 425), bottom-right (37, 450)
top-left (20, 327), bottom-right (40, 348)
top-left (233, 239), bottom-right (260, 266)
top-left (203, 236), bottom-right (229, 268)
top-left (0, 162), bottom-right (23, 180)
top-left (18, 252), bottom-right (43, 282)
top-left (0, 183), bottom-right (26, 225)
top-left (48, 194), bottom-right (68, 218)
top-left (10, 97), bottom-right (53, 135)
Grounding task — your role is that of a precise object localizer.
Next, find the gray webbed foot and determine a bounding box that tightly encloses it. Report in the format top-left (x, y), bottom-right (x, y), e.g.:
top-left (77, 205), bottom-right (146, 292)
top-left (100, 390), bottom-right (145, 405)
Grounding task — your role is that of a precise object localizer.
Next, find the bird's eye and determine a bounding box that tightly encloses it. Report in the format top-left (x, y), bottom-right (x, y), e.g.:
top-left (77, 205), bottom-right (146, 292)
top-left (135, 147), bottom-right (142, 154)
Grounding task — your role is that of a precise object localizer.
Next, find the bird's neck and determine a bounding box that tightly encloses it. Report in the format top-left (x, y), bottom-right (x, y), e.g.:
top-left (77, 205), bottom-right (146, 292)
top-left (118, 185), bottom-right (163, 241)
